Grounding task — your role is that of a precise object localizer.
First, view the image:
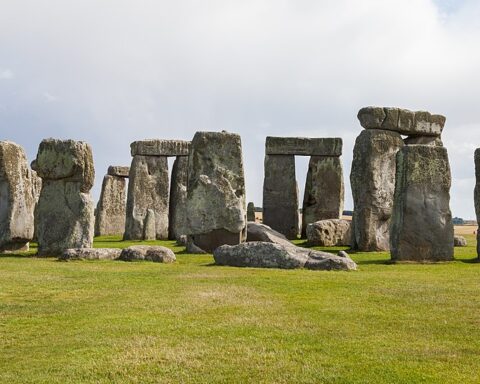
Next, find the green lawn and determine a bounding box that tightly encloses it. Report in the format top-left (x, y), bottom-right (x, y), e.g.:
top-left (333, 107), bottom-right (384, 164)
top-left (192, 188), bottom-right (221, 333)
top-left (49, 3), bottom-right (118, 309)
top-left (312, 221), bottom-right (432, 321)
top-left (1, 235), bottom-right (479, 383)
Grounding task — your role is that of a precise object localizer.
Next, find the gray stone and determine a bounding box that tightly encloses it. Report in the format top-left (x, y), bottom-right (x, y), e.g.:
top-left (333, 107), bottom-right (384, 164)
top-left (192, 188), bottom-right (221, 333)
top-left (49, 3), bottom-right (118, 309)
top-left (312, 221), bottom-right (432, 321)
top-left (119, 245), bottom-right (176, 263)
top-left (143, 209), bottom-right (156, 240)
top-left (94, 174), bottom-right (127, 236)
top-left (475, 149), bottom-right (480, 258)
top-left (263, 154), bottom-right (299, 240)
top-left (247, 202), bottom-right (256, 222)
top-left (306, 219), bottom-right (351, 247)
top-left (60, 248), bottom-right (122, 260)
top-left (0, 141), bottom-right (36, 252)
top-left (454, 235), bottom-right (467, 247)
top-left (107, 165), bottom-right (130, 178)
top-left (390, 145), bottom-right (453, 262)
top-left (265, 137), bottom-right (342, 156)
top-left (168, 156), bottom-right (188, 241)
top-left (213, 242), bottom-right (356, 271)
top-left (358, 107), bottom-right (446, 136)
top-left (350, 129), bottom-right (404, 251)
top-left (35, 139), bottom-right (95, 256)
top-left (124, 155), bottom-right (169, 240)
top-left (302, 156), bottom-right (344, 236)
top-left (246, 222), bottom-right (294, 249)
top-left (186, 131), bottom-right (246, 253)
top-left (404, 136), bottom-right (443, 146)
top-left (130, 140), bottom-right (190, 157)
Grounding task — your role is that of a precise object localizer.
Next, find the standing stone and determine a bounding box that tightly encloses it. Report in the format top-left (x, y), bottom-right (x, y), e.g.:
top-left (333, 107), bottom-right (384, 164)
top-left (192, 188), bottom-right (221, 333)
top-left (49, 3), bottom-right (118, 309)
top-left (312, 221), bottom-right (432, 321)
top-left (168, 156), bottom-right (188, 241)
top-left (350, 129), bottom-right (404, 251)
top-left (124, 155), bottom-right (169, 240)
top-left (35, 139), bottom-right (95, 256)
top-left (94, 171), bottom-right (127, 237)
top-left (247, 202), bottom-right (256, 222)
top-left (263, 155), bottom-right (299, 239)
top-left (0, 141), bottom-right (36, 252)
top-left (302, 156), bottom-right (344, 237)
top-left (390, 145), bottom-right (453, 262)
top-left (186, 131), bottom-right (246, 253)
top-left (474, 149), bottom-right (480, 258)
top-left (143, 209), bottom-right (156, 240)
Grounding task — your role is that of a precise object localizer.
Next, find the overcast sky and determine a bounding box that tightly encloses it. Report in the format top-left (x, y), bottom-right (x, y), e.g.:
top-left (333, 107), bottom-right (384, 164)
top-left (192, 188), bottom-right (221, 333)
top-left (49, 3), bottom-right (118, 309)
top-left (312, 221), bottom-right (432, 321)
top-left (1, 0), bottom-right (479, 218)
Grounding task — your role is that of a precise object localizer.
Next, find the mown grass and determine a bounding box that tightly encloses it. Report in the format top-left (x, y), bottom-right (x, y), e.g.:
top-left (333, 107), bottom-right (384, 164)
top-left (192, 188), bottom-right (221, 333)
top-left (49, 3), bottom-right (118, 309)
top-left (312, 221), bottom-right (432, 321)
top-left (0, 235), bottom-right (479, 383)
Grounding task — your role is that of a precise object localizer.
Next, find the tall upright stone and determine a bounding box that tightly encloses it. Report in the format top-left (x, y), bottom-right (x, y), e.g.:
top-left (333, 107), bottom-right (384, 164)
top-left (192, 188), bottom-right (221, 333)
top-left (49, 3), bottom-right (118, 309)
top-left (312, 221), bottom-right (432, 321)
top-left (168, 156), bottom-right (188, 241)
top-left (302, 156), bottom-right (344, 237)
top-left (390, 145), bottom-right (453, 261)
top-left (247, 202), bottom-right (256, 222)
top-left (0, 141), bottom-right (36, 252)
top-left (350, 129), bottom-right (404, 251)
top-left (263, 154), bottom-right (299, 239)
top-left (474, 149), bottom-right (480, 259)
top-left (124, 155), bottom-right (169, 240)
top-left (186, 131), bottom-right (246, 253)
top-left (35, 139), bottom-right (95, 256)
top-left (94, 166), bottom-right (129, 237)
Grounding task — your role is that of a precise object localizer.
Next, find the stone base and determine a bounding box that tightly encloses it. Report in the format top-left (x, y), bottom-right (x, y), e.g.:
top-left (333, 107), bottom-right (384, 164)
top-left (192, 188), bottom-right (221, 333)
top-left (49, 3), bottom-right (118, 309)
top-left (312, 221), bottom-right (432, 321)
top-left (188, 229), bottom-right (244, 253)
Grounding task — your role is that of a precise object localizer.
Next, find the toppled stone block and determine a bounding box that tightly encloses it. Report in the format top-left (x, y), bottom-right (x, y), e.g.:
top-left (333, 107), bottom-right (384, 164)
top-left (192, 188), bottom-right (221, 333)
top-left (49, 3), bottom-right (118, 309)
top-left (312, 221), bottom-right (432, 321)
top-left (119, 245), bottom-right (176, 263)
top-left (60, 248), bottom-right (122, 260)
top-left (306, 219), bottom-right (351, 246)
top-left (130, 140), bottom-right (190, 157)
top-left (390, 145), bottom-right (453, 262)
top-left (107, 166), bottom-right (130, 178)
top-left (265, 137), bottom-right (342, 156)
top-left (454, 235), bottom-right (467, 247)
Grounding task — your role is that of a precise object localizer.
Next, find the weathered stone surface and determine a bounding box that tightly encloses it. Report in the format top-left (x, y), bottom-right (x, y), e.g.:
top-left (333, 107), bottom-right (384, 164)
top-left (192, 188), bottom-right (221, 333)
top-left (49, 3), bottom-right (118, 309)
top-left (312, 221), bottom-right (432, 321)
top-left (119, 245), bottom-right (176, 263)
top-left (213, 242), bottom-right (356, 271)
top-left (306, 219), bottom-right (351, 246)
top-left (404, 136), bottom-right (443, 146)
top-left (107, 165), bottom-right (130, 178)
top-left (31, 170), bottom-right (42, 242)
top-left (247, 202), bottom-right (256, 222)
top-left (0, 141), bottom-right (36, 251)
top-left (168, 156), bottom-right (188, 241)
top-left (143, 209), bottom-right (156, 240)
top-left (350, 129), bottom-right (404, 251)
top-left (60, 248), bottom-right (122, 260)
top-left (358, 107), bottom-right (446, 136)
top-left (246, 222), bottom-right (293, 249)
top-left (130, 140), bottom-right (190, 157)
top-left (36, 139), bottom-right (94, 192)
top-left (263, 154), bottom-right (299, 240)
top-left (186, 131), bottom-right (246, 253)
top-left (302, 156), bottom-right (344, 236)
top-left (390, 145), bottom-right (453, 262)
top-left (475, 149), bottom-right (480, 258)
top-left (265, 137), bottom-right (342, 156)
top-left (454, 235), bottom-right (467, 247)
top-left (124, 155), bottom-right (169, 240)
top-left (94, 175), bottom-right (127, 236)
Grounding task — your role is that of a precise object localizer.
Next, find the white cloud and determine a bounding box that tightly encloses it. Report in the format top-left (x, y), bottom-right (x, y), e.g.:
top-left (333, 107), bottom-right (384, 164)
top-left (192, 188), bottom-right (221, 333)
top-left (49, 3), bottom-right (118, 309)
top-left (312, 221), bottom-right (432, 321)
top-left (0, 0), bottom-right (479, 218)
top-left (0, 68), bottom-right (14, 80)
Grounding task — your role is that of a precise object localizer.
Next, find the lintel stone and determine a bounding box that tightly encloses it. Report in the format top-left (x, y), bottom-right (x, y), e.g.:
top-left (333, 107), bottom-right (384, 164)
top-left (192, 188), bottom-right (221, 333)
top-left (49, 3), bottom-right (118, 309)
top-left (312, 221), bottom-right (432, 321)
top-left (130, 140), bottom-right (190, 157)
top-left (265, 137), bottom-right (342, 156)
top-left (107, 166), bottom-right (130, 177)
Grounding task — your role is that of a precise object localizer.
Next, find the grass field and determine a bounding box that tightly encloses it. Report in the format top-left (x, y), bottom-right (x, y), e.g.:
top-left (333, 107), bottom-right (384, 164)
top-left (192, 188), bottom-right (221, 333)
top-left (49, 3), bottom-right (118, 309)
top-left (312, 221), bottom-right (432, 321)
top-left (1, 234), bottom-right (479, 383)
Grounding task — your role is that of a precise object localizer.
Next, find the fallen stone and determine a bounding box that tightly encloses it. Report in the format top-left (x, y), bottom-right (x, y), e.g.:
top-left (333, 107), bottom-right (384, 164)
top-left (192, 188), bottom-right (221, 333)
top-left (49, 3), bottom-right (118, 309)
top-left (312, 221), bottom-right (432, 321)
top-left (302, 156), bottom-right (344, 236)
top-left (60, 248), bottom-right (122, 260)
top-left (358, 107), bottom-right (446, 136)
top-left (124, 155), bottom-right (169, 240)
top-left (246, 222), bottom-right (294, 249)
top-left (107, 165), bottom-right (130, 178)
top-left (454, 235), bottom-right (467, 247)
top-left (350, 129), bottom-right (404, 251)
top-left (263, 154), bottom-right (299, 239)
top-left (119, 245), bottom-right (176, 263)
top-left (247, 202), bottom-right (256, 222)
top-left (0, 141), bottom-right (36, 252)
top-left (186, 131), bottom-right (247, 253)
top-left (95, 174), bottom-right (127, 236)
top-left (168, 156), bottom-right (188, 241)
top-left (390, 145), bottom-right (454, 262)
top-left (130, 140), bottom-right (190, 157)
top-left (265, 137), bottom-right (342, 156)
top-left (306, 219), bottom-right (351, 246)
top-left (213, 242), bottom-right (356, 271)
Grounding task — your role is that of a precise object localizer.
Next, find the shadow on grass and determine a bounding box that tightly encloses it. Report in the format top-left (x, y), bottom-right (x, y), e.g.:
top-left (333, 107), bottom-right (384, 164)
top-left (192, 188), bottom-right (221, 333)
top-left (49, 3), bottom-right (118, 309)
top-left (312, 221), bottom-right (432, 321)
top-left (0, 253), bottom-right (35, 258)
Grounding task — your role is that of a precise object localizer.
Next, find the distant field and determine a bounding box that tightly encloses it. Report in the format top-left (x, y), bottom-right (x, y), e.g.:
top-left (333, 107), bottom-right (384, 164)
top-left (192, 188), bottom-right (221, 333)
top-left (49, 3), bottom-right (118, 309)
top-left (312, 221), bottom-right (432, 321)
top-left (0, 236), bottom-right (479, 383)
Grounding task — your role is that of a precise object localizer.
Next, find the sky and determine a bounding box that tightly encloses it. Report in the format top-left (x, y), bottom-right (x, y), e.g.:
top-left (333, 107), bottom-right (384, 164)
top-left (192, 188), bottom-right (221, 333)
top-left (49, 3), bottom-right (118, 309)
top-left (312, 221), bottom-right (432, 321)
top-left (1, 0), bottom-right (479, 219)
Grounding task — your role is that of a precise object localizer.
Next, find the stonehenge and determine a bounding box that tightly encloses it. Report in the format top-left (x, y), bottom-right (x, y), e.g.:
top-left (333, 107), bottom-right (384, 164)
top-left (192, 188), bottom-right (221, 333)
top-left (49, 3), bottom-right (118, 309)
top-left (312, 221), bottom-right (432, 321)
top-left (124, 139), bottom-right (190, 241)
top-left (0, 141), bottom-right (37, 252)
top-left (351, 106), bottom-right (446, 252)
top-left (247, 202), bottom-right (256, 222)
top-left (186, 131), bottom-right (247, 253)
top-left (34, 139), bottom-right (95, 256)
top-left (306, 219), bottom-right (351, 247)
top-left (263, 137), bottom-right (344, 239)
top-left (390, 145), bottom-right (453, 262)
top-left (168, 156), bottom-right (188, 242)
top-left (94, 166), bottom-right (129, 236)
